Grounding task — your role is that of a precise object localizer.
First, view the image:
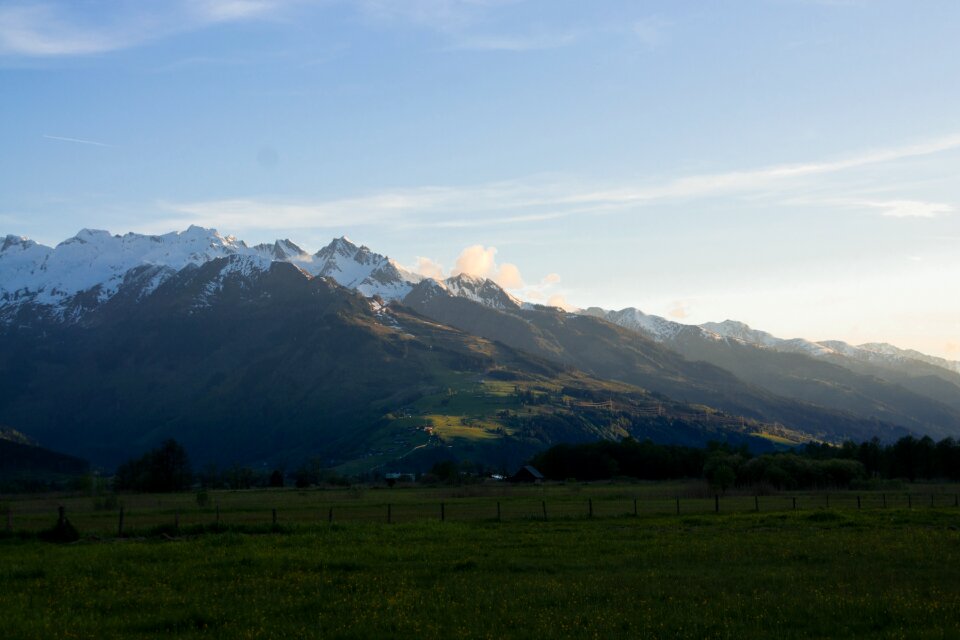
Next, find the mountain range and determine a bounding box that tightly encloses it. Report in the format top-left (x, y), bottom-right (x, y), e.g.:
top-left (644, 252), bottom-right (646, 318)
top-left (1, 227), bottom-right (958, 471)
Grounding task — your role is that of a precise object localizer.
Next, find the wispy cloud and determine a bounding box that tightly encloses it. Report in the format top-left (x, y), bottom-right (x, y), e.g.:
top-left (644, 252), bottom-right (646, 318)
top-left (785, 196), bottom-right (955, 220)
top-left (193, 0), bottom-right (286, 22)
top-left (449, 30), bottom-right (578, 52)
top-left (357, 0), bottom-right (518, 33)
top-left (632, 16), bottom-right (669, 49)
top-left (403, 243), bottom-right (565, 303)
top-left (0, 4), bottom-right (137, 56)
top-left (0, 1), bottom-right (292, 57)
top-left (154, 132), bottom-right (960, 232)
top-left (358, 0), bottom-right (580, 52)
top-left (42, 134), bottom-right (110, 147)
top-left (868, 200), bottom-right (953, 219)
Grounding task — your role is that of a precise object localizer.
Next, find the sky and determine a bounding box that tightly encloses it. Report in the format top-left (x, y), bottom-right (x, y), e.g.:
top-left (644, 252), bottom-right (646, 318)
top-left (1, 0), bottom-right (958, 359)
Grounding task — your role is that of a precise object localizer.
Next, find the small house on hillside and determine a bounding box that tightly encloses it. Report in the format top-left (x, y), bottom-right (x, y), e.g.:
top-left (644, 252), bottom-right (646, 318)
top-left (510, 465), bottom-right (544, 483)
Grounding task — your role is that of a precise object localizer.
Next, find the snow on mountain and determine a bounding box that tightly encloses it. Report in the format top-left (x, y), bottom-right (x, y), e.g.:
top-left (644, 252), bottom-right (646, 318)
top-left (700, 320), bottom-right (835, 357)
top-left (581, 307), bottom-right (725, 344)
top-left (586, 307), bottom-right (689, 342)
top-left (441, 274), bottom-right (521, 311)
top-left (303, 237), bottom-right (422, 301)
top-left (252, 238), bottom-right (309, 262)
top-left (192, 254), bottom-right (274, 308)
top-left (0, 228), bottom-right (429, 322)
top-left (5, 225), bottom-right (958, 379)
top-left (818, 341), bottom-right (960, 374)
top-left (699, 320), bottom-right (781, 347)
top-left (0, 226), bottom-right (249, 313)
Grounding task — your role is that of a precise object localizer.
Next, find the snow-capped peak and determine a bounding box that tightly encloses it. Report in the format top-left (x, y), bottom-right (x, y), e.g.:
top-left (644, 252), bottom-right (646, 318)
top-left (0, 226), bottom-right (435, 322)
top-left (699, 320), bottom-right (781, 347)
top-left (825, 341), bottom-right (960, 375)
top-left (442, 273), bottom-right (522, 310)
top-left (302, 237), bottom-right (421, 300)
top-left (253, 238), bottom-right (308, 261)
top-left (1, 226), bottom-right (257, 314)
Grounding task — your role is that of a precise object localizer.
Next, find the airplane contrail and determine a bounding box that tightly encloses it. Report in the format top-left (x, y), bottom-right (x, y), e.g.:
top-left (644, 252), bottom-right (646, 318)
top-left (42, 134), bottom-right (110, 147)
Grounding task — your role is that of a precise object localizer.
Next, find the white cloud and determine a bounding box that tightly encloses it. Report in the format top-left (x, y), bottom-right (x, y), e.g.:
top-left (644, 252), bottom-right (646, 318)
top-left (358, 0), bottom-right (578, 52)
top-left (0, 1), bottom-right (292, 57)
top-left (449, 31), bottom-right (578, 51)
top-left (147, 132), bottom-right (960, 236)
top-left (412, 256), bottom-right (445, 280)
top-left (0, 5), bottom-right (137, 56)
top-left (546, 294), bottom-right (574, 311)
top-left (668, 301), bottom-right (690, 319)
top-left (873, 200), bottom-right (953, 219)
top-left (495, 262), bottom-right (523, 288)
top-left (795, 197), bottom-right (955, 219)
top-left (451, 244), bottom-right (496, 278)
top-left (451, 244), bottom-right (512, 283)
top-left (541, 273), bottom-right (561, 285)
top-left (358, 0), bottom-right (517, 33)
top-left (409, 244), bottom-right (531, 291)
top-left (194, 0), bottom-right (285, 22)
top-left (632, 16), bottom-right (668, 48)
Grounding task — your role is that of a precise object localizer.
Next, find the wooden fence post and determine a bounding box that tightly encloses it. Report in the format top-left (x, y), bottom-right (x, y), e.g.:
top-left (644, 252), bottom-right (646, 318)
top-left (754, 496), bottom-right (759, 512)
top-left (882, 494), bottom-right (887, 509)
top-left (58, 506), bottom-right (65, 526)
top-left (118, 506), bottom-right (125, 538)
top-left (792, 497), bottom-right (797, 511)
top-left (542, 501), bottom-right (547, 521)
top-left (174, 509), bottom-right (180, 531)
top-left (328, 507), bottom-right (333, 523)
top-left (633, 498), bottom-right (638, 517)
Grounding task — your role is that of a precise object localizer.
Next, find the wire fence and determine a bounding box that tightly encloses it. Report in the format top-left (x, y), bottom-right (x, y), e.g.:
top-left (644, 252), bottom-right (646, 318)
top-left (4, 489), bottom-right (959, 537)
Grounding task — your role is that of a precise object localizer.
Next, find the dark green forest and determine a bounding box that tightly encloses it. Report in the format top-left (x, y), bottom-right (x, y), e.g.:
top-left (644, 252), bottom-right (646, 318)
top-left (532, 435), bottom-right (960, 490)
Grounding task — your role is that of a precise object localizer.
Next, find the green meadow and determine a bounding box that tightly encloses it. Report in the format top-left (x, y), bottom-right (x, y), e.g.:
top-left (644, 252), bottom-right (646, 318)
top-left (2, 485), bottom-right (960, 638)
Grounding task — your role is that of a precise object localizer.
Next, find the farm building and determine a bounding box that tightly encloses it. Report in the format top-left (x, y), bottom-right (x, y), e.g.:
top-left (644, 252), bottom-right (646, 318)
top-left (510, 465), bottom-right (544, 483)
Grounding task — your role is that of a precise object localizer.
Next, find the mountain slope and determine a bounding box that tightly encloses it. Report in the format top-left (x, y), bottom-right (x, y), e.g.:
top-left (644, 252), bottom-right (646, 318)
top-left (403, 283), bottom-right (918, 443)
top-left (0, 258), bottom-right (786, 469)
top-left (586, 308), bottom-right (960, 437)
top-left (4, 226), bottom-right (955, 463)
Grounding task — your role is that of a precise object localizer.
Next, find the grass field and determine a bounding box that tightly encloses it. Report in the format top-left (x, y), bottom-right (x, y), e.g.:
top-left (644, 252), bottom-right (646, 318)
top-left (3, 481), bottom-right (960, 534)
top-left (2, 484), bottom-right (960, 638)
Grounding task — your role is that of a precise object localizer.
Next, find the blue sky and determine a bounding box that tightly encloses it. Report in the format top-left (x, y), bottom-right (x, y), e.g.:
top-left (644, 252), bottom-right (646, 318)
top-left (1, 0), bottom-right (959, 358)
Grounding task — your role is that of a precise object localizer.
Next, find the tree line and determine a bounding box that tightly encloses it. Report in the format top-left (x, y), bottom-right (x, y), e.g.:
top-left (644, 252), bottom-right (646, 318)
top-left (112, 434), bottom-right (960, 493)
top-left (531, 435), bottom-right (960, 490)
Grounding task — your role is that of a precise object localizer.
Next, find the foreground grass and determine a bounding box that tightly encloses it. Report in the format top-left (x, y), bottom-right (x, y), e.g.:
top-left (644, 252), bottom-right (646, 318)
top-left (1, 509), bottom-right (959, 639)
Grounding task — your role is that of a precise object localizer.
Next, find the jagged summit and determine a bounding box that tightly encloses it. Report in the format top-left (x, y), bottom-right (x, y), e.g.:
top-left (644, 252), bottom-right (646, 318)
top-left (441, 274), bottom-right (522, 311)
top-left (700, 320), bottom-right (779, 346)
top-left (304, 236), bottom-right (422, 299)
top-left (253, 238), bottom-right (307, 261)
top-left (0, 226), bottom-right (430, 321)
top-left (4, 225), bottom-right (958, 384)
top-left (584, 307), bottom-right (709, 343)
